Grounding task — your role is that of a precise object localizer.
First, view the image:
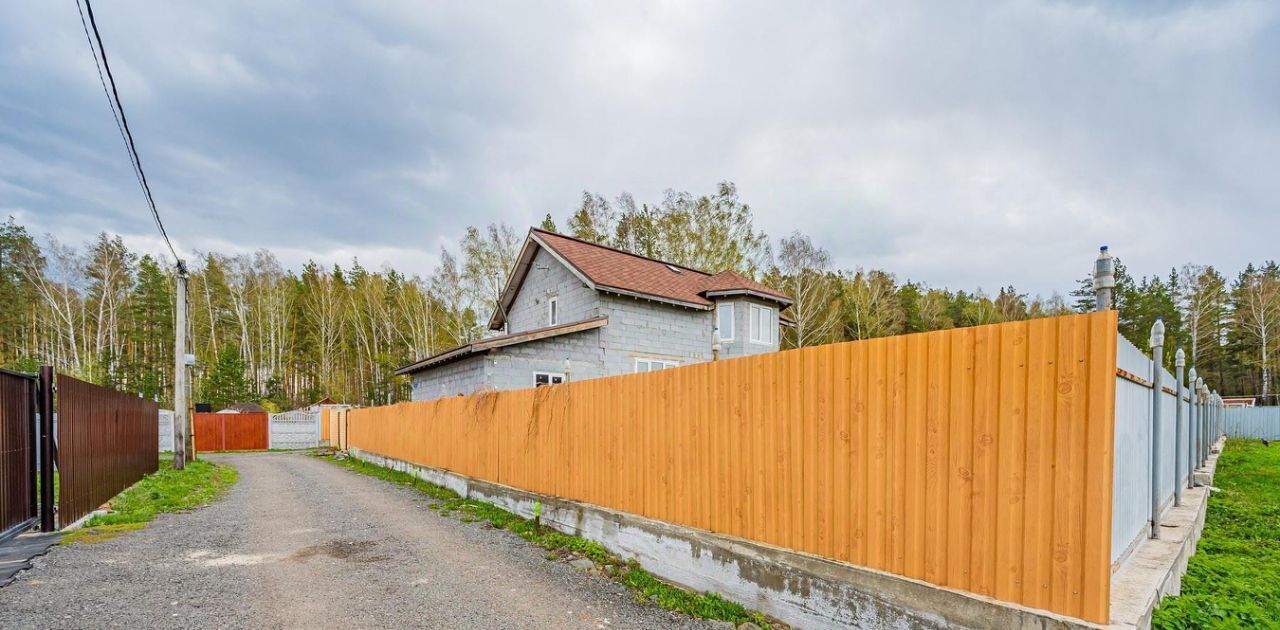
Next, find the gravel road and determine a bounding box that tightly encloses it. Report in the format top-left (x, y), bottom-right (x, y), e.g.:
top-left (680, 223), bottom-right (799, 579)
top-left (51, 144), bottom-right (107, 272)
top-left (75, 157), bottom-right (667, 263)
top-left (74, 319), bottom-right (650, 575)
top-left (0, 452), bottom-right (709, 629)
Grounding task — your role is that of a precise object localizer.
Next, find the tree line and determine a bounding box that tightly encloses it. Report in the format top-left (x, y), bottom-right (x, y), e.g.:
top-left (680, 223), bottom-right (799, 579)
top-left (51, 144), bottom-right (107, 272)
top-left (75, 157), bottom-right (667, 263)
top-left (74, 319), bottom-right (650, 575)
top-left (3, 182), bottom-right (1276, 409)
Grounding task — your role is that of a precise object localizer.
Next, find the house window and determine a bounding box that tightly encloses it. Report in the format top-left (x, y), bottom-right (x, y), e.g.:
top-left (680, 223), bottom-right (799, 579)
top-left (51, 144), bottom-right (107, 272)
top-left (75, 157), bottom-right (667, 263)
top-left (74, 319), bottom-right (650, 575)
top-left (749, 304), bottom-right (775, 344)
top-left (534, 372), bottom-right (565, 387)
top-left (635, 358), bottom-right (678, 373)
top-left (548, 296), bottom-right (559, 326)
top-left (716, 303), bottom-right (734, 341)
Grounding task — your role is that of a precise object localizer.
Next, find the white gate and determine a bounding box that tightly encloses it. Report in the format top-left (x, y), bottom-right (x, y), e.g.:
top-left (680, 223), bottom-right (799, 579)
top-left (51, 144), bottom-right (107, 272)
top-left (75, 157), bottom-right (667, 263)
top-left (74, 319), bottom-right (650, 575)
top-left (158, 409), bottom-right (175, 451)
top-left (268, 409), bottom-right (321, 449)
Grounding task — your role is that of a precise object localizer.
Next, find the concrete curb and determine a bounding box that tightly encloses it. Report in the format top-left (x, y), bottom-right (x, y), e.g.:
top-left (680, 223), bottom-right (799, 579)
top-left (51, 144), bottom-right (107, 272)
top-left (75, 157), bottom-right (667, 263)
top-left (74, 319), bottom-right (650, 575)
top-left (349, 447), bottom-right (1100, 630)
top-left (59, 509), bottom-right (109, 533)
top-left (1107, 436), bottom-right (1226, 629)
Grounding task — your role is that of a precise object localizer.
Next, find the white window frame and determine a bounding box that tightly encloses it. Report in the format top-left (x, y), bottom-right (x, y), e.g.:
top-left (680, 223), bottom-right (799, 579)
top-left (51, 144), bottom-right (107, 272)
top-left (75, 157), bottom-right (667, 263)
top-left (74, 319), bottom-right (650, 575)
top-left (749, 304), bottom-right (775, 345)
top-left (634, 358), bottom-right (679, 373)
top-left (716, 303), bottom-right (735, 341)
top-left (533, 371), bottom-right (565, 387)
top-left (547, 296), bottom-right (559, 326)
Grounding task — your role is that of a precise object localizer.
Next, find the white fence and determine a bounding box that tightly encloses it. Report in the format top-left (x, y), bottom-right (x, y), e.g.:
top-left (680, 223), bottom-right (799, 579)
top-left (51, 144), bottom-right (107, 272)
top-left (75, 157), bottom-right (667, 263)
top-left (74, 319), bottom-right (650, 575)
top-left (269, 409), bottom-right (321, 450)
top-left (159, 409), bottom-right (175, 451)
top-left (1223, 406), bottom-right (1280, 440)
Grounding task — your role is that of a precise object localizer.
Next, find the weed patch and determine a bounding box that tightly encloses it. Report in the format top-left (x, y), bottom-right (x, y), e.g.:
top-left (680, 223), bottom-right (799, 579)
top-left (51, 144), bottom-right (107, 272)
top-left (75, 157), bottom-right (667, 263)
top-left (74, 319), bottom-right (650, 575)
top-left (61, 522), bottom-right (145, 545)
top-left (61, 459), bottom-right (238, 545)
top-left (1152, 439), bottom-right (1280, 629)
top-left (322, 453), bottom-right (778, 628)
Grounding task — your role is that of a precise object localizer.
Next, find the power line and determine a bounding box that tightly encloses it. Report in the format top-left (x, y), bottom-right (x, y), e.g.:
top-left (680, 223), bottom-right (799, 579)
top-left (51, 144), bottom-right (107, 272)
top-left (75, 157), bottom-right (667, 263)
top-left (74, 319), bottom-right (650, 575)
top-left (73, 0), bottom-right (179, 263)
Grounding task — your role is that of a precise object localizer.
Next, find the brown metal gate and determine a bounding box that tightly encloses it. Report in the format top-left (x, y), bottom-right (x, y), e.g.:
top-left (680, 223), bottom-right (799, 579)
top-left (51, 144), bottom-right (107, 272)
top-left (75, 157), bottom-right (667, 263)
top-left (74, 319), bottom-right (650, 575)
top-left (193, 412), bottom-right (268, 451)
top-left (56, 374), bottom-right (159, 527)
top-left (0, 369), bottom-right (37, 541)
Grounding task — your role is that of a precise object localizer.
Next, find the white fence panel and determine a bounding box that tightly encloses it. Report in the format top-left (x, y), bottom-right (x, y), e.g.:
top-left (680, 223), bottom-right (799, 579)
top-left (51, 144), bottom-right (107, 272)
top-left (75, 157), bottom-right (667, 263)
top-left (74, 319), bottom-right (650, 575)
top-left (269, 410), bottom-right (321, 449)
top-left (159, 409), bottom-right (175, 452)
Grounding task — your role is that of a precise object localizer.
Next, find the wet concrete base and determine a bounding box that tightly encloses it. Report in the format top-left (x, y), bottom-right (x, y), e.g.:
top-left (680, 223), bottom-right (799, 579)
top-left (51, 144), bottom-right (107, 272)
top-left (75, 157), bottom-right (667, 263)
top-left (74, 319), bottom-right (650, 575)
top-left (350, 448), bottom-right (1097, 630)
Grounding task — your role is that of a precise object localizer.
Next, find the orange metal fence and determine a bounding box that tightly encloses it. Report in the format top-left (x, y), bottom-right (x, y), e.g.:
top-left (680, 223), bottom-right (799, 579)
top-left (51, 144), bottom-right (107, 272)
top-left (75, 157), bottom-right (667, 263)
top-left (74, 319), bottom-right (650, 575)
top-left (193, 412), bottom-right (269, 451)
top-left (348, 311), bottom-right (1118, 623)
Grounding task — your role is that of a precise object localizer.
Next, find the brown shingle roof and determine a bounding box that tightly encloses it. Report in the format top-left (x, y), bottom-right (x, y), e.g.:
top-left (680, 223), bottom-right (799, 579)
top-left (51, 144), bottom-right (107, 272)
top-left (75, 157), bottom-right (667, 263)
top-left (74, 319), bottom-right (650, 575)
top-left (531, 229), bottom-right (791, 308)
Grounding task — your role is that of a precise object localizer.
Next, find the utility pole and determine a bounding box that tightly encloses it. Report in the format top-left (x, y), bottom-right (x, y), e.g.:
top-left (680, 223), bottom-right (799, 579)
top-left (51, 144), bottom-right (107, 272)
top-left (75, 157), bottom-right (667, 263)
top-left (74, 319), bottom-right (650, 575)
top-left (173, 260), bottom-right (188, 470)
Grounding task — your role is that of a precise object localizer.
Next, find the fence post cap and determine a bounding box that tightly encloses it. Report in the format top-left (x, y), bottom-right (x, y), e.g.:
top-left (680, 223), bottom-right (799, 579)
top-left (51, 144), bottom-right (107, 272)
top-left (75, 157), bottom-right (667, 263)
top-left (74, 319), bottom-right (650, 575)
top-left (1175, 348), bottom-right (1186, 367)
top-left (1149, 318), bottom-right (1165, 348)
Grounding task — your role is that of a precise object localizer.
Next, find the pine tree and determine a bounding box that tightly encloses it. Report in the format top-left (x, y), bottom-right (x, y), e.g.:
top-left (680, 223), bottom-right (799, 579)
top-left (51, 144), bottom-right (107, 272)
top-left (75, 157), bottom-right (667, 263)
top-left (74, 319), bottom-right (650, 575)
top-left (202, 345), bottom-right (252, 410)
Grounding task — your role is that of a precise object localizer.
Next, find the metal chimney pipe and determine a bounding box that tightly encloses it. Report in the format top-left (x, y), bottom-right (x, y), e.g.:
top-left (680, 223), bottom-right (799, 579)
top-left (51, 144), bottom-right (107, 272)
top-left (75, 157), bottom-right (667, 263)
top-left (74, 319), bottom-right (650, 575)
top-left (1093, 246), bottom-right (1116, 312)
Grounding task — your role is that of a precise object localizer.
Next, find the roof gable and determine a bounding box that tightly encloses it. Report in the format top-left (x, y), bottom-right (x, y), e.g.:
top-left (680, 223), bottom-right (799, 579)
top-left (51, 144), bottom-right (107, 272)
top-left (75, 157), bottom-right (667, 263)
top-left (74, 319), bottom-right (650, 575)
top-left (489, 228), bottom-right (791, 330)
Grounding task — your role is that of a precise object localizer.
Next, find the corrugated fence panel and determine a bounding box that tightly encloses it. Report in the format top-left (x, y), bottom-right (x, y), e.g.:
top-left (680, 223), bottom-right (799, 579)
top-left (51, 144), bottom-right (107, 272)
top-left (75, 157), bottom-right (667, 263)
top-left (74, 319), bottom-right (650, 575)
top-left (193, 412), bottom-right (269, 451)
top-left (346, 311), bottom-right (1119, 623)
top-left (1111, 335), bottom-right (1193, 568)
top-left (56, 375), bottom-right (159, 527)
top-left (0, 371), bottom-right (37, 538)
top-left (1223, 406), bottom-right (1280, 440)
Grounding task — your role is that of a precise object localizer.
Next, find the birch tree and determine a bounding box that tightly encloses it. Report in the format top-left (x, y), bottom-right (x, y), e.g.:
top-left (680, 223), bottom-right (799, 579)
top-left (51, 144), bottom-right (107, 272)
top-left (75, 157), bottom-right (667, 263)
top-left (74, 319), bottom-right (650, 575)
top-left (772, 231), bottom-right (839, 348)
top-left (1233, 264), bottom-right (1280, 398)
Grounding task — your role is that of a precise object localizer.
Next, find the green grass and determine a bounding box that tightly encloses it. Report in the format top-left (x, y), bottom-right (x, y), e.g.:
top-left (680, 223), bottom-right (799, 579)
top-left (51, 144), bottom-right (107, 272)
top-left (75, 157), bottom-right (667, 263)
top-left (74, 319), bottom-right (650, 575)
top-left (62, 458), bottom-right (238, 543)
top-left (321, 453), bottom-right (778, 628)
top-left (1152, 439), bottom-right (1280, 629)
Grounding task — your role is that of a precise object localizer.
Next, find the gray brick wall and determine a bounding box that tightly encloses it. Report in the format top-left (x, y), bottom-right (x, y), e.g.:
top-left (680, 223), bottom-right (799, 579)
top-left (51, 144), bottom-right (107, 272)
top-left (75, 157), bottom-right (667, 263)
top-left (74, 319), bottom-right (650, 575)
top-left (714, 296), bottom-right (781, 359)
top-left (411, 329), bottom-right (606, 400)
top-left (410, 356), bottom-right (488, 401)
top-left (598, 294), bottom-right (713, 375)
top-left (485, 329), bottom-right (605, 390)
top-left (503, 247), bottom-right (599, 332)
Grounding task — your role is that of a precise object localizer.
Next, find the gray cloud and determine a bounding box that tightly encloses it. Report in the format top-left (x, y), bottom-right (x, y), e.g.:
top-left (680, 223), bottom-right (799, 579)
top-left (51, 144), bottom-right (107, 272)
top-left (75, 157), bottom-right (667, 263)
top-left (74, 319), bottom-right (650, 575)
top-left (1, 1), bottom-right (1276, 295)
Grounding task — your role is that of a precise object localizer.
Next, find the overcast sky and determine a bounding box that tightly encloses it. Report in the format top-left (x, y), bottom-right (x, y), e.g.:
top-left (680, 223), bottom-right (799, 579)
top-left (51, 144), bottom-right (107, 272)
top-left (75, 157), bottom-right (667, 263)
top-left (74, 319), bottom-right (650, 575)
top-left (2, 1), bottom-right (1276, 297)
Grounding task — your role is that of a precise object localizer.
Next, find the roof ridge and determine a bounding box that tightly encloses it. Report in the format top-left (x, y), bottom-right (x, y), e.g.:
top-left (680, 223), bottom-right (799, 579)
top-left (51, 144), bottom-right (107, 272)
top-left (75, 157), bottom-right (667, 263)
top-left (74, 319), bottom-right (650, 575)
top-left (531, 228), bottom-right (712, 277)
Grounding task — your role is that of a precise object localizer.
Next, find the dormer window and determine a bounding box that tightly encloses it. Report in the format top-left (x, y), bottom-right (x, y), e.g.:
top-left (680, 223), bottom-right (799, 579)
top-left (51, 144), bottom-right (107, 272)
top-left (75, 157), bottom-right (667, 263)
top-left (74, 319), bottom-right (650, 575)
top-left (548, 296), bottom-right (559, 326)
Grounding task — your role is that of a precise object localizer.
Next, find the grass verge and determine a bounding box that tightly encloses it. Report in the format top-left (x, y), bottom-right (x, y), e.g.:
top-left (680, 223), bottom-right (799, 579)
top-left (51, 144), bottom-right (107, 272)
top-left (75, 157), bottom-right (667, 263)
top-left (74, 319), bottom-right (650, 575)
top-left (1152, 439), bottom-right (1280, 629)
top-left (63, 458), bottom-right (238, 544)
top-left (321, 452), bottom-right (777, 628)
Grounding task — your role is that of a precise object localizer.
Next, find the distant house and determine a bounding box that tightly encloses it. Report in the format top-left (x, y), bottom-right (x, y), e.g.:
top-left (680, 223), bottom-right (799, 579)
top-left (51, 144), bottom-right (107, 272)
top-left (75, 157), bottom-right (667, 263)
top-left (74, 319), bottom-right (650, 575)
top-left (397, 228), bottom-right (793, 401)
top-left (1221, 397), bottom-right (1256, 408)
top-left (217, 402), bottom-right (267, 414)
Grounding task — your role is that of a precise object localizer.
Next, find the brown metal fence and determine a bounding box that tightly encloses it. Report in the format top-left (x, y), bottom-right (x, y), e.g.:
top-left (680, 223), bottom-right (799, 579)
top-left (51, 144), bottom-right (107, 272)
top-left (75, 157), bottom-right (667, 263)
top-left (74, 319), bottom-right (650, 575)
top-left (56, 374), bottom-right (159, 526)
top-left (0, 369), bottom-right (37, 540)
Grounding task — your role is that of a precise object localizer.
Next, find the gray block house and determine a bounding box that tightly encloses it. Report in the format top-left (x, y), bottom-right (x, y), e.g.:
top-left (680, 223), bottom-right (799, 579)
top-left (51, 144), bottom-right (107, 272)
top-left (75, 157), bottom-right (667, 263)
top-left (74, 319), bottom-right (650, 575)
top-left (398, 228), bottom-right (793, 401)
